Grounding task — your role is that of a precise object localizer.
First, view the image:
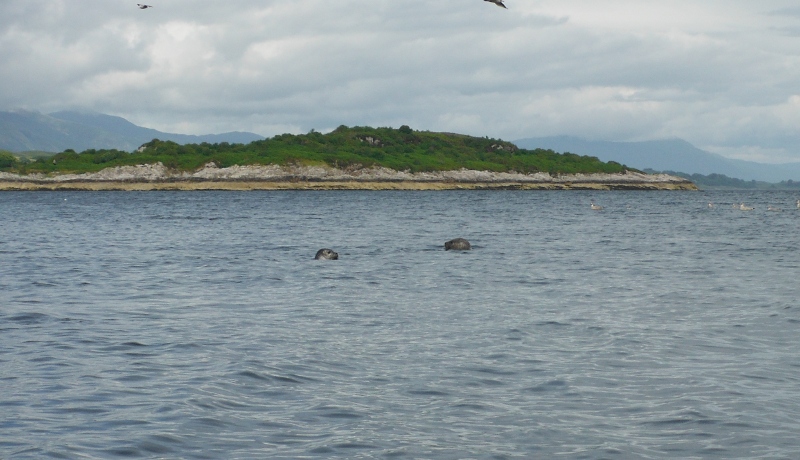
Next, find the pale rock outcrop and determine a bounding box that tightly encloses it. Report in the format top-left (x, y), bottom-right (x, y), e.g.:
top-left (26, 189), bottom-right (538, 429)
top-left (0, 163), bottom-right (696, 190)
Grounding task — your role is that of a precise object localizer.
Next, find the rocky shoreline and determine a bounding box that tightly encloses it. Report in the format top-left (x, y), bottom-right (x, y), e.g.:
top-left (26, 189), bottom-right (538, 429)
top-left (0, 163), bottom-right (697, 191)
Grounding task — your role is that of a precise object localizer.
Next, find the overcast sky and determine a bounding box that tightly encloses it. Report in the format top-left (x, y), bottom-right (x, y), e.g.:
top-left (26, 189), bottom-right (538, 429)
top-left (2, 0), bottom-right (800, 162)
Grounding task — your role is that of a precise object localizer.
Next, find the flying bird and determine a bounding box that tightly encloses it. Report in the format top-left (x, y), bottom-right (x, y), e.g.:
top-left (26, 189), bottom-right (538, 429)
top-left (137, 4), bottom-right (153, 9)
top-left (484, 0), bottom-right (507, 8)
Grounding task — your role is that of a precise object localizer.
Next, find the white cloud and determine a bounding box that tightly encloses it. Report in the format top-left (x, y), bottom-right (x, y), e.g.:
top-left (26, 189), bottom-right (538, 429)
top-left (2, 0), bottom-right (800, 161)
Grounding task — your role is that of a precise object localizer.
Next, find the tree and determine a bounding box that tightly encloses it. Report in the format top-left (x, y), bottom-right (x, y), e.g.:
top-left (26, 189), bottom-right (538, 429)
top-left (0, 151), bottom-right (19, 169)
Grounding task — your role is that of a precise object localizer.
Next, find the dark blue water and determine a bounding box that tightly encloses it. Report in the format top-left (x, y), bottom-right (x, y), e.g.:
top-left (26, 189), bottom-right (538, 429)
top-left (2, 190), bottom-right (800, 459)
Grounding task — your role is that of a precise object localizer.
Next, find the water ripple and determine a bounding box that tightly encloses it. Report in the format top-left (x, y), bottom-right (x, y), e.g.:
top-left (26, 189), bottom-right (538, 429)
top-left (3, 190), bottom-right (800, 458)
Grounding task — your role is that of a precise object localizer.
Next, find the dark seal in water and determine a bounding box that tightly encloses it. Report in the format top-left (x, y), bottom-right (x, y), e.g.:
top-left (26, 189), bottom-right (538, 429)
top-left (314, 248), bottom-right (339, 260)
top-left (444, 238), bottom-right (471, 251)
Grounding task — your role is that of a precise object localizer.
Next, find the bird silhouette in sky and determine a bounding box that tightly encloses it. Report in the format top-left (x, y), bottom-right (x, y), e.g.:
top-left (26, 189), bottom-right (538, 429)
top-left (484, 0), bottom-right (507, 8)
top-left (137, 4), bottom-right (153, 9)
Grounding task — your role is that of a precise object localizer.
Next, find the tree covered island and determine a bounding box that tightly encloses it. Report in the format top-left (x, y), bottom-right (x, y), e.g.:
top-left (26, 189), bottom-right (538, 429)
top-left (0, 125), bottom-right (696, 190)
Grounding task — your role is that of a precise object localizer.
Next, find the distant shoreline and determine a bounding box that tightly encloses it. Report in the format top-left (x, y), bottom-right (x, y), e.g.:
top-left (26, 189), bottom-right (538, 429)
top-left (0, 180), bottom-right (697, 191)
top-left (0, 163), bottom-right (697, 191)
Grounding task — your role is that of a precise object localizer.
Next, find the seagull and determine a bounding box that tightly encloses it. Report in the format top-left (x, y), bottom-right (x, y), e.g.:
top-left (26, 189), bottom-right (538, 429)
top-left (484, 0), bottom-right (508, 8)
top-left (137, 4), bottom-right (153, 9)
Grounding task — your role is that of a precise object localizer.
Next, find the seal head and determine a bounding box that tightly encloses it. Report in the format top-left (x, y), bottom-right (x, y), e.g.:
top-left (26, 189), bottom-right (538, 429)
top-left (444, 238), bottom-right (471, 251)
top-left (314, 248), bottom-right (339, 260)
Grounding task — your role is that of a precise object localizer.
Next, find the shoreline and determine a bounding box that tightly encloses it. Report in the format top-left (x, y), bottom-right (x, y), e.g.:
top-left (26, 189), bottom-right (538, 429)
top-left (0, 163), bottom-right (697, 191)
top-left (0, 179), bottom-right (697, 191)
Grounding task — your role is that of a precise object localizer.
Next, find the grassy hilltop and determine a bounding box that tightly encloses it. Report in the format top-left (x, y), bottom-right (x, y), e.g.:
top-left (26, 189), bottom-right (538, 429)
top-left (2, 125), bottom-right (632, 176)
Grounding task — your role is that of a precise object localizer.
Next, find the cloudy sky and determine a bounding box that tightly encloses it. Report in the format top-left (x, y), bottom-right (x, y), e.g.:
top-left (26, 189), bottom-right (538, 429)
top-left (2, 0), bottom-right (800, 162)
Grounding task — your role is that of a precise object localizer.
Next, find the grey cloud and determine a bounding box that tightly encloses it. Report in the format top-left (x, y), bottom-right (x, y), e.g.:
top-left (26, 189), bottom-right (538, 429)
top-left (767, 7), bottom-right (800, 16)
top-left (2, 0), bottom-right (800, 162)
top-left (770, 25), bottom-right (800, 36)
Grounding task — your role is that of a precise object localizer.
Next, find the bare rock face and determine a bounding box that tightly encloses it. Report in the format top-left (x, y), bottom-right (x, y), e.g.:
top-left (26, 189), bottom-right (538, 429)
top-left (444, 238), bottom-right (471, 251)
top-left (0, 162), bottom-right (698, 191)
top-left (314, 248), bottom-right (339, 260)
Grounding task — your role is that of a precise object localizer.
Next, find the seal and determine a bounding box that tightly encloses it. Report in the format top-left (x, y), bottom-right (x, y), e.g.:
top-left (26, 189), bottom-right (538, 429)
top-left (444, 238), bottom-right (471, 251)
top-left (314, 248), bottom-right (339, 260)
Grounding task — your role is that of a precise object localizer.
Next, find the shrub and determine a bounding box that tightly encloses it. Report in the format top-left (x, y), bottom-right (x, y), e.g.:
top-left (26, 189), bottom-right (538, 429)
top-left (0, 151), bottom-right (19, 169)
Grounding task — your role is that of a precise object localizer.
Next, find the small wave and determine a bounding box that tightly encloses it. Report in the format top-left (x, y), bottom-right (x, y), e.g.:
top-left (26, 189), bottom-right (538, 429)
top-left (137, 440), bottom-right (177, 455)
top-left (407, 389), bottom-right (450, 397)
top-left (452, 402), bottom-right (488, 411)
top-left (238, 370), bottom-right (271, 381)
top-left (309, 404), bottom-right (364, 420)
top-left (721, 421), bottom-right (753, 428)
top-left (31, 281), bottom-right (58, 287)
top-left (195, 417), bottom-right (228, 427)
top-left (115, 374), bottom-right (154, 383)
top-left (467, 366), bottom-right (516, 376)
top-left (168, 342), bottom-right (202, 350)
top-left (646, 418), bottom-right (695, 426)
top-left (8, 312), bottom-right (50, 324)
top-left (148, 215), bottom-right (208, 221)
top-left (103, 447), bottom-right (141, 457)
top-left (239, 370), bottom-right (302, 384)
top-left (644, 409), bottom-right (719, 427)
top-left (332, 442), bottom-right (378, 450)
top-left (319, 411), bottom-right (363, 420)
top-left (99, 342), bottom-right (156, 354)
top-left (58, 406), bottom-right (109, 415)
top-left (536, 320), bottom-right (571, 327)
top-left (741, 373), bottom-right (772, 381)
top-left (521, 279), bottom-right (554, 286)
top-left (524, 379), bottom-right (569, 393)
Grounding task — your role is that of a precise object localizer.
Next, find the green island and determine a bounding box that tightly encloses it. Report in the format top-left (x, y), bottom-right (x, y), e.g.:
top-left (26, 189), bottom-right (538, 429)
top-left (0, 125), bottom-right (696, 190)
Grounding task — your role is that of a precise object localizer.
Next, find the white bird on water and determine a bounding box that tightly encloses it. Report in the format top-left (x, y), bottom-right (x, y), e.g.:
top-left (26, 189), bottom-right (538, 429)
top-left (590, 202), bottom-right (603, 210)
top-left (796, 199), bottom-right (800, 209)
top-left (739, 203), bottom-right (754, 211)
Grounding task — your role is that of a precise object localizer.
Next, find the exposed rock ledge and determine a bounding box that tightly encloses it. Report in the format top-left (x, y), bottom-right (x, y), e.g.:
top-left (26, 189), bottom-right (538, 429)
top-left (0, 163), bottom-right (697, 191)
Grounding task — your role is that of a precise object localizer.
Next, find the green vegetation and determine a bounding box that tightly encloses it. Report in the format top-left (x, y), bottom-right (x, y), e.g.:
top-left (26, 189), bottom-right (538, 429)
top-left (2, 125), bottom-right (633, 176)
top-left (646, 170), bottom-right (800, 190)
top-left (0, 150), bottom-right (18, 169)
top-left (15, 150), bottom-right (55, 161)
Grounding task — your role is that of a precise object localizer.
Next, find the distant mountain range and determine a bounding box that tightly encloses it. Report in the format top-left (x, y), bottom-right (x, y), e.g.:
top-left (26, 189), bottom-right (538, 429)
top-left (0, 110), bottom-right (264, 153)
top-left (4, 110), bottom-right (799, 182)
top-left (514, 136), bottom-right (800, 183)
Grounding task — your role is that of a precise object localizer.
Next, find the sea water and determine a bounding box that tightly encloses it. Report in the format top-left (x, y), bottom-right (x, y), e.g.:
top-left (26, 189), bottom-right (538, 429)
top-left (1, 190), bottom-right (800, 459)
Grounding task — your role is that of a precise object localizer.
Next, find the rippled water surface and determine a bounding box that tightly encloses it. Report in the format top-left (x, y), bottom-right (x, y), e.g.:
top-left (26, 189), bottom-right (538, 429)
top-left (2, 190), bottom-right (800, 459)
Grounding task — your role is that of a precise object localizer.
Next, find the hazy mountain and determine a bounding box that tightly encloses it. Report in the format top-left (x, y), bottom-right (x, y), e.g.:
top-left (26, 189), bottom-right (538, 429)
top-left (514, 136), bottom-right (800, 183)
top-left (7, 110), bottom-right (799, 182)
top-left (0, 110), bottom-right (265, 153)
